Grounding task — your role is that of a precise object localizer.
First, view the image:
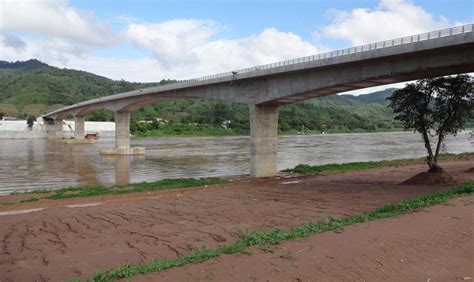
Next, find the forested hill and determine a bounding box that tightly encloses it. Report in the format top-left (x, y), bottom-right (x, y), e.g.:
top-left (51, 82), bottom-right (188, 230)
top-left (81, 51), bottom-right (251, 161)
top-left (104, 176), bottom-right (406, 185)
top-left (0, 59), bottom-right (170, 116)
top-left (0, 59), bottom-right (400, 133)
top-left (341, 88), bottom-right (396, 105)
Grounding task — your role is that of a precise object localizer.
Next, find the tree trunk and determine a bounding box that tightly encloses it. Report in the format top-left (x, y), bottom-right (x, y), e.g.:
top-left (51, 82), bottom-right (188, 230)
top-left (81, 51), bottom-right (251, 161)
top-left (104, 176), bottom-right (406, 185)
top-left (421, 129), bottom-right (436, 171)
top-left (433, 131), bottom-right (445, 164)
top-left (430, 131), bottom-right (445, 173)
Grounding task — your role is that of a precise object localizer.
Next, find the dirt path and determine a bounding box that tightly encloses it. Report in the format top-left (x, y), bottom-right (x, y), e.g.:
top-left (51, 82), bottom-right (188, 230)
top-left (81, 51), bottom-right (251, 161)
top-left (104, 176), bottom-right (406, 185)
top-left (151, 195), bottom-right (474, 282)
top-left (0, 159), bottom-right (472, 281)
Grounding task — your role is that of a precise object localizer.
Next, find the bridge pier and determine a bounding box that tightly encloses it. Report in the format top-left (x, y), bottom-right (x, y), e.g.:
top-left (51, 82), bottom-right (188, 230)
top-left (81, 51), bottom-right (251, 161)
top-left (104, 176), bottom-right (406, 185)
top-left (101, 111), bottom-right (145, 155)
top-left (115, 111), bottom-right (130, 149)
top-left (42, 118), bottom-right (64, 137)
top-left (250, 104), bottom-right (279, 177)
top-left (74, 116), bottom-right (85, 139)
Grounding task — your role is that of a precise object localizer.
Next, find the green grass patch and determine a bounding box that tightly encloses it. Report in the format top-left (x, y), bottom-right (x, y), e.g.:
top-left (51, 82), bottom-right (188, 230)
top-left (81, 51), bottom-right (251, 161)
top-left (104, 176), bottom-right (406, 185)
top-left (283, 152), bottom-right (474, 174)
top-left (10, 178), bottom-right (226, 202)
top-left (48, 178), bottom-right (225, 200)
top-left (82, 181), bottom-right (474, 282)
top-left (19, 197), bottom-right (39, 203)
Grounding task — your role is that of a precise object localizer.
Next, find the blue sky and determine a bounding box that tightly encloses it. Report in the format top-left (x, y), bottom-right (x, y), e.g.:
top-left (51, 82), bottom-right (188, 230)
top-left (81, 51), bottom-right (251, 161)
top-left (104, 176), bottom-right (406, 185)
top-left (70, 0), bottom-right (473, 56)
top-left (0, 0), bottom-right (472, 93)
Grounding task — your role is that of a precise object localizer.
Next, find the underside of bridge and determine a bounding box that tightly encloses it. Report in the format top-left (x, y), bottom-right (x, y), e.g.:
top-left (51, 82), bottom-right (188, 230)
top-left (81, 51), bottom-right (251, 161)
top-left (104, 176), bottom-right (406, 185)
top-left (41, 25), bottom-right (474, 178)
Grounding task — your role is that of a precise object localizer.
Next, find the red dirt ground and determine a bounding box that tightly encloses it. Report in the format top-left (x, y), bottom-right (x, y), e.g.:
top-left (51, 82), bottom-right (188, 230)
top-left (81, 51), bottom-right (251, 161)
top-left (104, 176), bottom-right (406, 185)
top-left (147, 195), bottom-right (474, 282)
top-left (0, 159), bottom-right (473, 281)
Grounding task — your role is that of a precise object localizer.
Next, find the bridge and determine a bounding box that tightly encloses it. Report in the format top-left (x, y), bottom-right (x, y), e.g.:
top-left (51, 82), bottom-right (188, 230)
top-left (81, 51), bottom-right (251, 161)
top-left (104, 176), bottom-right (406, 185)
top-left (42, 24), bottom-right (474, 177)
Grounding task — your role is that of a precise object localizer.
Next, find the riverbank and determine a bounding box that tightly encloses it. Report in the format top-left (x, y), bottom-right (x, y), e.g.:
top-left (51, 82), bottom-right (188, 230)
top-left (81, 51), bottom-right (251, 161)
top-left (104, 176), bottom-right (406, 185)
top-left (0, 119), bottom-right (115, 139)
top-left (1, 132), bottom-right (472, 194)
top-left (0, 157), bottom-right (472, 281)
top-left (1, 119), bottom-right (471, 138)
top-left (132, 122), bottom-right (406, 137)
top-left (1, 153), bottom-right (472, 206)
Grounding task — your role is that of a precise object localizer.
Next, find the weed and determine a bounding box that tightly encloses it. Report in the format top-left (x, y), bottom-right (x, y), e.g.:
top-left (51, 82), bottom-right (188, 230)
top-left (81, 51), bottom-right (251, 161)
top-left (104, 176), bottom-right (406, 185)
top-left (258, 244), bottom-right (276, 253)
top-left (20, 197), bottom-right (39, 203)
top-left (234, 249), bottom-right (252, 256)
top-left (7, 178), bottom-right (227, 202)
top-left (280, 251), bottom-right (295, 261)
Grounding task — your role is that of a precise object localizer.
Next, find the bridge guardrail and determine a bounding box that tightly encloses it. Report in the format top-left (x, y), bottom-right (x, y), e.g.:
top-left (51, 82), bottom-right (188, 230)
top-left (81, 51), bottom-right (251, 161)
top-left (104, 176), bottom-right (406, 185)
top-left (153, 24), bottom-right (473, 92)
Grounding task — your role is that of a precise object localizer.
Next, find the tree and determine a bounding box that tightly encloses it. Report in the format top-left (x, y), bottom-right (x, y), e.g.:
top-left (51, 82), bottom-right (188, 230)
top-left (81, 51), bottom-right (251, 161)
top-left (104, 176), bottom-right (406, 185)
top-left (387, 75), bottom-right (473, 172)
top-left (26, 115), bottom-right (36, 128)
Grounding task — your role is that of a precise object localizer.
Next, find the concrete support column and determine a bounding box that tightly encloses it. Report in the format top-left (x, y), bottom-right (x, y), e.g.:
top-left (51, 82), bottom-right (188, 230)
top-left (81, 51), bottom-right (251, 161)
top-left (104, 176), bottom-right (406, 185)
top-left (249, 104), bottom-right (279, 177)
top-left (43, 118), bottom-right (64, 137)
top-left (115, 111), bottom-right (130, 149)
top-left (100, 111), bottom-right (144, 155)
top-left (74, 116), bottom-right (85, 139)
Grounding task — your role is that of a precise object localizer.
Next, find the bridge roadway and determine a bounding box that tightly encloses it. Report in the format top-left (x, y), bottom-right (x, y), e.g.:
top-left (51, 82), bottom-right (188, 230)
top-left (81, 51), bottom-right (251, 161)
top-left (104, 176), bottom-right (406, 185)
top-left (42, 24), bottom-right (474, 177)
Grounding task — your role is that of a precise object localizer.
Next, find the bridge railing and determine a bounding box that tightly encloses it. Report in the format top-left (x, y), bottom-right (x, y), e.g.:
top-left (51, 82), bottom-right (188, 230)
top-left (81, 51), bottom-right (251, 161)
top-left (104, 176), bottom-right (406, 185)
top-left (135, 24), bottom-right (472, 93)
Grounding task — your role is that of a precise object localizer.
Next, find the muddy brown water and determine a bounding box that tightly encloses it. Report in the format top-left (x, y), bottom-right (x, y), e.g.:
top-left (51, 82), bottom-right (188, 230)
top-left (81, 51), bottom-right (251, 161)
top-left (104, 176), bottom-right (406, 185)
top-left (0, 131), bottom-right (472, 195)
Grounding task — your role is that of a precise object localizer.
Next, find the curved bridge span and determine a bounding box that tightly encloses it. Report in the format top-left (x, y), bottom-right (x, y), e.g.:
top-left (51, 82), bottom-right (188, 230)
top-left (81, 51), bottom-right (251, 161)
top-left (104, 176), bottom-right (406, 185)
top-left (43, 25), bottom-right (474, 177)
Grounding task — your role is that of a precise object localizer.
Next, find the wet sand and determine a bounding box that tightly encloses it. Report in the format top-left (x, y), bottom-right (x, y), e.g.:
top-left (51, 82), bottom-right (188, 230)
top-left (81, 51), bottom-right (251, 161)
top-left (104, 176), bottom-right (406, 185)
top-left (0, 159), bottom-right (473, 281)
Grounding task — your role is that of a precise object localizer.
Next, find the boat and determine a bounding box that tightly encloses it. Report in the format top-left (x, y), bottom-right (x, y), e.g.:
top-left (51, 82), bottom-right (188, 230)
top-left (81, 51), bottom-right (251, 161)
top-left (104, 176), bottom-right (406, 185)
top-left (85, 133), bottom-right (99, 140)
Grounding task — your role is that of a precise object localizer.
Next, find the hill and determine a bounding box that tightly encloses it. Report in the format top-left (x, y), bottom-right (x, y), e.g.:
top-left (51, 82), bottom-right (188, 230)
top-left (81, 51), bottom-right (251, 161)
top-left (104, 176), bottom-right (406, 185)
top-left (0, 59), bottom-right (49, 79)
top-left (0, 59), bottom-right (170, 116)
top-left (0, 59), bottom-right (401, 134)
top-left (0, 59), bottom-right (48, 72)
top-left (341, 88), bottom-right (396, 105)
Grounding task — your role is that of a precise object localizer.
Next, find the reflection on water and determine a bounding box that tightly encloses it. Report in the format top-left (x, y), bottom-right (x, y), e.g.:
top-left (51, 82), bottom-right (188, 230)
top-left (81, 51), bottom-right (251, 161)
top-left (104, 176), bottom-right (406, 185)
top-left (115, 156), bottom-right (131, 186)
top-left (100, 155), bottom-right (145, 186)
top-left (0, 131), bottom-right (472, 194)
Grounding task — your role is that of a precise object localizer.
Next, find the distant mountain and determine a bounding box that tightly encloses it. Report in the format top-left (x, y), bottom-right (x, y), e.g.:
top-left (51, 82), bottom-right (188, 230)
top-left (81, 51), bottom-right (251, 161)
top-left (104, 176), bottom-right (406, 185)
top-left (342, 88), bottom-right (397, 105)
top-left (0, 59), bottom-right (49, 79)
top-left (0, 59), bottom-right (48, 70)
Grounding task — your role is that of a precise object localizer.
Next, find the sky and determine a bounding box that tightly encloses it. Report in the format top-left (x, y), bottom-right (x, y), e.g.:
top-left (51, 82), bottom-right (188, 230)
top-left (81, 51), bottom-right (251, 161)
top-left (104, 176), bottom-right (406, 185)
top-left (0, 0), bottom-right (472, 94)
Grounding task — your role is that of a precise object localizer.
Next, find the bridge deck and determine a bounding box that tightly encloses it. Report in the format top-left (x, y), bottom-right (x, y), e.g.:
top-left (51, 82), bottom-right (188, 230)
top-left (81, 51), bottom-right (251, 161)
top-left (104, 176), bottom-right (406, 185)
top-left (43, 24), bottom-right (474, 119)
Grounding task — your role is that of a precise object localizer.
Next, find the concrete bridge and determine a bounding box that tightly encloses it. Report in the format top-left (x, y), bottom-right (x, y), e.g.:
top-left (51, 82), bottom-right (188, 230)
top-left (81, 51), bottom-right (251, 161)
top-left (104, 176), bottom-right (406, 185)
top-left (42, 24), bottom-right (474, 177)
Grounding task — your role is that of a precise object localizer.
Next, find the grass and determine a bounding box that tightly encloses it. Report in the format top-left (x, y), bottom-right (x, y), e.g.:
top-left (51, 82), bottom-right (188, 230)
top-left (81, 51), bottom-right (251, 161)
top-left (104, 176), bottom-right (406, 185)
top-left (80, 181), bottom-right (474, 282)
top-left (19, 197), bottom-right (39, 203)
top-left (7, 178), bottom-right (226, 203)
top-left (283, 152), bottom-right (474, 174)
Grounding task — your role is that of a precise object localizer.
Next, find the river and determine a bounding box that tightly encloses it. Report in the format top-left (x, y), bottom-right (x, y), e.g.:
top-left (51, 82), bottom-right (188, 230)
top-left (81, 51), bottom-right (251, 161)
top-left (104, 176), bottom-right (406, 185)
top-left (0, 131), bottom-right (472, 195)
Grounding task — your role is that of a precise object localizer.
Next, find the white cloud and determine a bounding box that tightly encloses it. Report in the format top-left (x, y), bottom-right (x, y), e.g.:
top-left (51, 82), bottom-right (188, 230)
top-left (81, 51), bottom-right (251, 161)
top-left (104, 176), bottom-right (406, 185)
top-left (124, 20), bottom-right (318, 78)
top-left (2, 34), bottom-right (26, 50)
top-left (195, 28), bottom-right (318, 71)
top-left (322, 0), bottom-right (450, 45)
top-left (0, 35), bottom-right (151, 80)
top-left (125, 19), bottom-right (220, 68)
top-left (0, 34), bottom-right (87, 65)
top-left (1, 18), bottom-right (320, 82)
top-left (0, 0), bottom-right (116, 46)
